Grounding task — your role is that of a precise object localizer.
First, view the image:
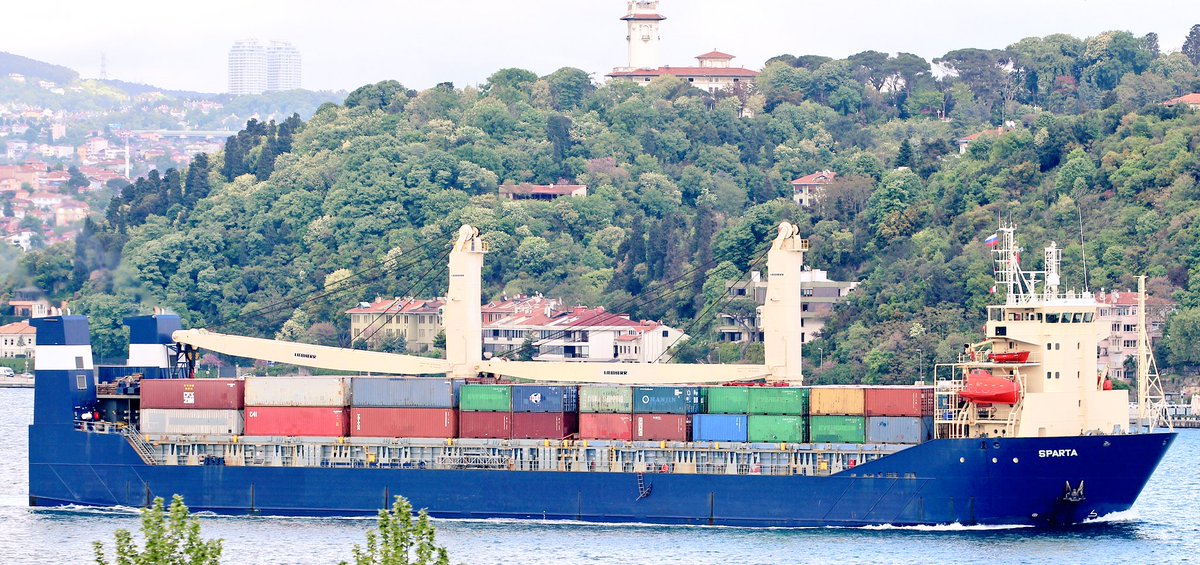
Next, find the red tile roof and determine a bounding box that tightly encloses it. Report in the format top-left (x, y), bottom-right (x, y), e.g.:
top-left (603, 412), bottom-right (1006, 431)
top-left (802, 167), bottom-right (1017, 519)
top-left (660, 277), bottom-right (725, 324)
top-left (607, 66), bottom-right (759, 78)
top-left (0, 320), bottom-right (36, 335)
top-left (791, 171), bottom-right (836, 186)
top-left (499, 183), bottom-right (587, 197)
top-left (1098, 292), bottom-right (1173, 307)
top-left (1164, 93), bottom-right (1200, 105)
top-left (697, 50), bottom-right (735, 60)
top-left (345, 298), bottom-right (444, 315)
top-left (620, 13), bottom-right (666, 21)
top-left (958, 127), bottom-right (1004, 143)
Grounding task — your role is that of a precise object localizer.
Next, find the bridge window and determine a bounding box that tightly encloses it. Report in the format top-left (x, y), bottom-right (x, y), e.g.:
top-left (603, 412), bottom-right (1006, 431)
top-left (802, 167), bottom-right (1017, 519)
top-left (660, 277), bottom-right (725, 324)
top-left (1046, 313), bottom-right (1060, 323)
top-left (1072, 313), bottom-right (1084, 323)
top-left (1084, 313), bottom-right (1094, 323)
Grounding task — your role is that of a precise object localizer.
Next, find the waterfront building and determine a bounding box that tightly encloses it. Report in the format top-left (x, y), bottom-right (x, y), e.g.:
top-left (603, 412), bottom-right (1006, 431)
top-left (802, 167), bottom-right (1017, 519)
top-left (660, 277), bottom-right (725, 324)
top-left (1096, 289), bottom-right (1173, 380)
top-left (717, 269), bottom-right (857, 345)
top-left (791, 170), bottom-right (836, 207)
top-left (0, 320), bottom-right (36, 358)
top-left (606, 2), bottom-right (758, 93)
top-left (346, 297), bottom-right (444, 352)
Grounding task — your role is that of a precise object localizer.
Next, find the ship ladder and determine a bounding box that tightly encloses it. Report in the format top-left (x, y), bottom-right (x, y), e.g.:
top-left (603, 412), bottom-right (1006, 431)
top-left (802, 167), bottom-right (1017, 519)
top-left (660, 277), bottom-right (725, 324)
top-left (121, 428), bottom-right (158, 465)
top-left (635, 472), bottom-right (653, 501)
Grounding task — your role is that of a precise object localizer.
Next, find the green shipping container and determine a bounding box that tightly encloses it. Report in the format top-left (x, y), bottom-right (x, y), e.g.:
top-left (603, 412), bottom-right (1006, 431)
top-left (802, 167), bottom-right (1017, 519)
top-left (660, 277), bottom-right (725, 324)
top-left (747, 415), bottom-right (806, 443)
top-left (579, 385), bottom-right (633, 413)
top-left (809, 415), bottom-right (866, 444)
top-left (459, 384), bottom-right (512, 412)
top-left (705, 387), bottom-right (749, 414)
top-left (747, 387), bottom-right (809, 415)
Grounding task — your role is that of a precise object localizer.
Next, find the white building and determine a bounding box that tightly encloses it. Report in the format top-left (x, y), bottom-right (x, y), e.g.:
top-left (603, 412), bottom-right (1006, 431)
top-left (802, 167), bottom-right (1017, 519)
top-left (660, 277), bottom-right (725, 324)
top-left (483, 304), bottom-right (685, 363)
top-left (229, 39), bottom-right (301, 95)
top-left (607, 1), bottom-right (758, 92)
top-left (718, 269), bottom-right (858, 345)
top-left (267, 41), bottom-right (302, 91)
top-left (0, 320), bottom-right (36, 358)
top-left (228, 39), bottom-right (268, 95)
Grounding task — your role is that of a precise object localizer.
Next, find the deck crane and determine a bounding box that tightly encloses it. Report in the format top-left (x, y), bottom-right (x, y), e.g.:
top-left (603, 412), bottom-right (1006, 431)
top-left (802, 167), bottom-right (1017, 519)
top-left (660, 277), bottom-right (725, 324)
top-left (172, 223), bottom-right (811, 385)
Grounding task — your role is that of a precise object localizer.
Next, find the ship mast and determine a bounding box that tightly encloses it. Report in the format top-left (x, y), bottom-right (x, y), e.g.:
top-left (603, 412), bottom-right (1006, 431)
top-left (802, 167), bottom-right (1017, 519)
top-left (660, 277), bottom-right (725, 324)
top-left (1136, 275), bottom-right (1171, 432)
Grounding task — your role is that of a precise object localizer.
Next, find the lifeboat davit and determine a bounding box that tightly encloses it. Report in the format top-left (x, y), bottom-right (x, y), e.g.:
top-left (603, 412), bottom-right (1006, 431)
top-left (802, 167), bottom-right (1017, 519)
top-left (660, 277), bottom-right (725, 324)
top-left (987, 351), bottom-right (1030, 363)
top-left (959, 369), bottom-right (1020, 404)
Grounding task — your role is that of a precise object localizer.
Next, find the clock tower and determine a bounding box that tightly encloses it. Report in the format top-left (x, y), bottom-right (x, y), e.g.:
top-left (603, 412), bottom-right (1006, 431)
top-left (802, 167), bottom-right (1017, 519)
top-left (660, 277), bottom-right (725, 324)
top-left (620, 1), bottom-right (665, 71)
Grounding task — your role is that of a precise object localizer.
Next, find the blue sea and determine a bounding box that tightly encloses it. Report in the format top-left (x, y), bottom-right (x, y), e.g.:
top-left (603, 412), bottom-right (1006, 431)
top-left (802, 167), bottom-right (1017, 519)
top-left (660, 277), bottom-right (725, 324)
top-left (0, 387), bottom-right (1196, 564)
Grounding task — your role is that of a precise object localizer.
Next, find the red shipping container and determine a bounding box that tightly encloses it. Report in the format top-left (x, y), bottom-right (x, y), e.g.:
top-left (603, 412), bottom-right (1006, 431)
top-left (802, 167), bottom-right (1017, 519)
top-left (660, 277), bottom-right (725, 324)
top-left (512, 412), bottom-right (578, 439)
top-left (864, 387), bottom-right (934, 417)
top-left (350, 408), bottom-right (457, 438)
top-left (576, 412), bottom-right (633, 439)
top-left (580, 413), bottom-right (633, 440)
top-left (140, 379), bottom-right (244, 410)
top-left (458, 411), bottom-right (512, 439)
top-left (244, 406), bottom-right (348, 437)
top-left (633, 414), bottom-right (690, 441)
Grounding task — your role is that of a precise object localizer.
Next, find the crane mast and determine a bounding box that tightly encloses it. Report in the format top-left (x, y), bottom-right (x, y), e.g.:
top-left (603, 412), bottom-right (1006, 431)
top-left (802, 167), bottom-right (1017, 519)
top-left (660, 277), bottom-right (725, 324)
top-left (173, 223), bottom-right (817, 384)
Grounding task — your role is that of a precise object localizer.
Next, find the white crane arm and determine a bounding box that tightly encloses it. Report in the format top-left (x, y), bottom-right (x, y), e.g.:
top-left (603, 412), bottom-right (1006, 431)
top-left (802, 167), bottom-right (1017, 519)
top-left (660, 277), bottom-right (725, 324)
top-left (171, 329), bottom-right (448, 374)
top-left (478, 360), bottom-right (770, 384)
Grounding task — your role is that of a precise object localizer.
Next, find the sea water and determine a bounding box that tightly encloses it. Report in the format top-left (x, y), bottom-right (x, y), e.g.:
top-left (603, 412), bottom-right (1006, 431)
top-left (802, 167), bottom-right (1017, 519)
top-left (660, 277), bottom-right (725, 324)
top-left (0, 388), bottom-right (1196, 564)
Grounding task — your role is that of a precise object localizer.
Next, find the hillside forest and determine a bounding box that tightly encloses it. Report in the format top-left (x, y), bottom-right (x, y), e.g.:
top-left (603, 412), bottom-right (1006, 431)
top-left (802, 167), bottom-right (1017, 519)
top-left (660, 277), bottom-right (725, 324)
top-left (11, 28), bottom-right (1200, 385)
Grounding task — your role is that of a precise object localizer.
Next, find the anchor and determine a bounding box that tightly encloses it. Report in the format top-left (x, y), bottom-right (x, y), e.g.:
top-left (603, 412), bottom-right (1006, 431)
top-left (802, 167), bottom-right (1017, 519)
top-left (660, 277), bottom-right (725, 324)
top-left (635, 472), bottom-right (653, 501)
top-left (1062, 480), bottom-right (1086, 503)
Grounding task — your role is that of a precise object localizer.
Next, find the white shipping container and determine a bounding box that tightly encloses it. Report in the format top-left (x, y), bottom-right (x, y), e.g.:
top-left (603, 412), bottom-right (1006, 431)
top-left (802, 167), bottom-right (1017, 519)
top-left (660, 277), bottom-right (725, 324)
top-left (140, 409), bottom-right (244, 435)
top-left (244, 376), bottom-right (349, 407)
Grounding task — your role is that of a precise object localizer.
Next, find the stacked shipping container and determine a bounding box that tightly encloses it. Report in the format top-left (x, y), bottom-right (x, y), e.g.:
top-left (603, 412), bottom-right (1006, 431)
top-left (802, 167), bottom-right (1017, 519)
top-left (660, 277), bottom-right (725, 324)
top-left (140, 379), bottom-right (244, 434)
top-left (244, 377), bottom-right (349, 437)
top-left (458, 384), bottom-right (512, 438)
top-left (578, 386), bottom-right (634, 440)
top-left (631, 387), bottom-right (704, 441)
top-left (864, 387), bottom-right (935, 444)
top-left (349, 378), bottom-right (460, 438)
top-left (137, 377), bottom-right (937, 446)
top-left (809, 387), bottom-right (866, 443)
top-left (695, 387), bottom-right (808, 443)
top-left (511, 385), bottom-right (578, 439)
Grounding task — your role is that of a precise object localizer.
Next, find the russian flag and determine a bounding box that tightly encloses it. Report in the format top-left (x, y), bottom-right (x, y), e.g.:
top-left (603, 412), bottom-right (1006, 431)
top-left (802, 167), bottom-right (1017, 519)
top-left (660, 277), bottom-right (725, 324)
top-left (983, 233), bottom-right (999, 247)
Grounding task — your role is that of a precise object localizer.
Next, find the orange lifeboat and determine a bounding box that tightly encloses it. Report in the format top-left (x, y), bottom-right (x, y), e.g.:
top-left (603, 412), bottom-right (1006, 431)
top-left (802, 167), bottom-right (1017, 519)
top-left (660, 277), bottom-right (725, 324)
top-left (987, 351), bottom-right (1030, 363)
top-left (959, 369), bottom-right (1020, 404)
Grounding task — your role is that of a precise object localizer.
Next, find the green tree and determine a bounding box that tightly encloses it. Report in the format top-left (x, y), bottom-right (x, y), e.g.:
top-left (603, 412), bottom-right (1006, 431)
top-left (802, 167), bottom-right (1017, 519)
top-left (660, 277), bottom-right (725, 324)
top-left (93, 495), bottom-right (222, 565)
top-left (66, 165), bottom-right (90, 194)
top-left (1183, 24), bottom-right (1200, 65)
top-left (895, 139), bottom-right (915, 169)
top-left (1163, 308), bottom-right (1200, 366)
top-left (432, 330), bottom-right (446, 350)
top-left (343, 496), bottom-right (449, 565)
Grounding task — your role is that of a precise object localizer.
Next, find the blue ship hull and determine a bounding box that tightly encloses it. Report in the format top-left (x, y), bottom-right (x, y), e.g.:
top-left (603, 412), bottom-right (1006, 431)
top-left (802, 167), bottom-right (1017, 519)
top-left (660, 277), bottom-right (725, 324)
top-left (28, 422), bottom-right (1175, 527)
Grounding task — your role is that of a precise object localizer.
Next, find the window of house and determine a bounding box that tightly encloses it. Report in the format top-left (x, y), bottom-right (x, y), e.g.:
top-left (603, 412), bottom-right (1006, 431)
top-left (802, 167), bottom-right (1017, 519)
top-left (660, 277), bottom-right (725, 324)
top-left (1123, 340), bottom-right (1137, 348)
top-left (801, 289), bottom-right (813, 297)
top-left (1123, 324), bottom-right (1136, 332)
top-left (1112, 323), bottom-right (1120, 332)
top-left (662, 330), bottom-right (669, 337)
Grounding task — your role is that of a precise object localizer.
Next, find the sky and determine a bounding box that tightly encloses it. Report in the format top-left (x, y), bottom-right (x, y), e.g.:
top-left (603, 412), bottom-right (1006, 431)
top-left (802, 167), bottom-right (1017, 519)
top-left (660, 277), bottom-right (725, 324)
top-left (1, 0), bottom-right (1197, 93)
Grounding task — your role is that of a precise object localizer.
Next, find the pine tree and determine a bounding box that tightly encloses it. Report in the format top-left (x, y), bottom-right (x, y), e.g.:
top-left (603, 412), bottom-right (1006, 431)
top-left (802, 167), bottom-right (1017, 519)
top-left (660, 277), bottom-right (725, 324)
top-left (1142, 32), bottom-right (1160, 59)
top-left (895, 138), bottom-right (915, 169)
top-left (1185, 24), bottom-right (1200, 65)
top-left (184, 154), bottom-right (212, 206)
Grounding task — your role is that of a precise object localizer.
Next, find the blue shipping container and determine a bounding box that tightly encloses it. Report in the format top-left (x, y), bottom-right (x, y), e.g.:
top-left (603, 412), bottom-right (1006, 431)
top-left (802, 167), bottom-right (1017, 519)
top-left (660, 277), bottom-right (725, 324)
top-left (692, 414), bottom-right (748, 442)
top-left (865, 416), bottom-right (934, 444)
top-left (633, 387), bottom-right (706, 414)
top-left (511, 385), bottom-right (579, 413)
top-left (349, 378), bottom-right (461, 408)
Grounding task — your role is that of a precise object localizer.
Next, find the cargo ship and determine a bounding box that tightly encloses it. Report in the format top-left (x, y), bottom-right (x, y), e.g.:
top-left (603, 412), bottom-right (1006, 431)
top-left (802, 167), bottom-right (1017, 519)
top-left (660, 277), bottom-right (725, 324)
top-left (28, 223), bottom-right (1176, 527)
